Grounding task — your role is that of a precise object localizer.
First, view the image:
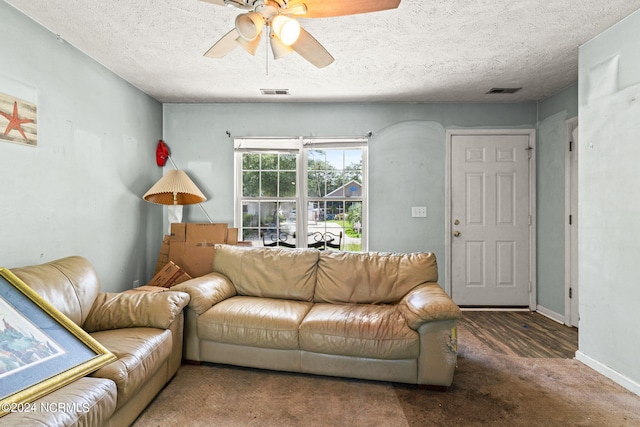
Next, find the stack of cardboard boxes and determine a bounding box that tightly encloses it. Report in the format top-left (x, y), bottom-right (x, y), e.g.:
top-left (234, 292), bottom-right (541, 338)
top-left (133, 223), bottom-right (239, 292)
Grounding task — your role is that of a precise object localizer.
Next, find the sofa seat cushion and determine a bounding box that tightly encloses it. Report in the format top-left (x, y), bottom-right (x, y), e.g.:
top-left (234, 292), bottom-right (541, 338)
top-left (197, 296), bottom-right (313, 350)
top-left (299, 303), bottom-right (419, 360)
top-left (90, 327), bottom-right (172, 407)
top-left (1, 377), bottom-right (117, 427)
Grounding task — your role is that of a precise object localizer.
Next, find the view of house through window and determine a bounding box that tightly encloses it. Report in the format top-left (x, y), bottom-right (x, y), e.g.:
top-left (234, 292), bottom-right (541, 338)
top-left (235, 137), bottom-right (367, 251)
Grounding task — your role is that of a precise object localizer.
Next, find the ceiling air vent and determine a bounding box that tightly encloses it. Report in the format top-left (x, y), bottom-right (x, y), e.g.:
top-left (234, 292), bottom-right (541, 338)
top-left (487, 87), bottom-right (522, 94)
top-left (260, 89), bottom-right (290, 96)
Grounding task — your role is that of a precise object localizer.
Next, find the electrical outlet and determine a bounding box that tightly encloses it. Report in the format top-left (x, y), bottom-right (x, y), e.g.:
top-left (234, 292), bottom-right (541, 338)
top-left (412, 206), bottom-right (427, 218)
top-left (133, 279), bottom-right (140, 288)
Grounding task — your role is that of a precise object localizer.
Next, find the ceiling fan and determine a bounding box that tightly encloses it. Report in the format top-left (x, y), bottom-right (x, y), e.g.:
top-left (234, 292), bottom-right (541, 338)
top-left (200, 0), bottom-right (401, 68)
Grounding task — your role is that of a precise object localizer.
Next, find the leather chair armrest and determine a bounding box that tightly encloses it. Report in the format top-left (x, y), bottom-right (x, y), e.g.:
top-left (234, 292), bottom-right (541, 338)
top-left (171, 272), bottom-right (237, 315)
top-left (398, 283), bottom-right (462, 329)
top-left (84, 291), bottom-right (190, 332)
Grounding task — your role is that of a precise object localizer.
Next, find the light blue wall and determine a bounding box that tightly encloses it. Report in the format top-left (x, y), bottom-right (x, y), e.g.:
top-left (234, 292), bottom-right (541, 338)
top-left (577, 10), bottom-right (640, 393)
top-left (163, 102), bottom-right (537, 282)
top-left (1, 0), bottom-right (581, 318)
top-left (536, 83), bottom-right (578, 315)
top-left (0, 1), bottom-right (163, 290)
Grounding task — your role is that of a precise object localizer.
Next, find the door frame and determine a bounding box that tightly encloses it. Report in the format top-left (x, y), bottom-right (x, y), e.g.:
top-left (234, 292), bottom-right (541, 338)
top-left (445, 129), bottom-right (537, 309)
top-left (564, 117), bottom-right (579, 327)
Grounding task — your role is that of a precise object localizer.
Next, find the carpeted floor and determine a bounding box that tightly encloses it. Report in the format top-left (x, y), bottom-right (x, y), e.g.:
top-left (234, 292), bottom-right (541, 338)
top-left (133, 316), bottom-right (640, 427)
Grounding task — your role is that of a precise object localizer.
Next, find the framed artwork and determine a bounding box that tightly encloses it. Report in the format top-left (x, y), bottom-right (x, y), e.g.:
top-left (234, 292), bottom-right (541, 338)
top-left (0, 268), bottom-right (115, 417)
top-left (0, 93), bottom-right (37, 147)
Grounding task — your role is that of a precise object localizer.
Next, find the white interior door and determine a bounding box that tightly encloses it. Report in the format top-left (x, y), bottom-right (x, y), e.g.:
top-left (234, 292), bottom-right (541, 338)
top-left (448, 131), bottom-right (534, 307)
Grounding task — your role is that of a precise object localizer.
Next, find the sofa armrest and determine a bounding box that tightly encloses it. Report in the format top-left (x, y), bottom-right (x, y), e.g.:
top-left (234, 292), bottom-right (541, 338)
top-left (170, 272), bottom-right (237, 315)
top-left (398, 283), bottom-right (462, 329)
top-left (83, 290), bottom-right (190, 332)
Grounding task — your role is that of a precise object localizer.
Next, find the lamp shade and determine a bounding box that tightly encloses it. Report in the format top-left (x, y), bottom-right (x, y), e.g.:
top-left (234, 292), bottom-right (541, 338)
top-left (271, 15), bottom-right (300, 46)
top-left (270, 32), bottom-right (294, 59)
top-left (236, 12), bottom-right (264, 41)
top-left (143, 169), bottom-right (206, 205)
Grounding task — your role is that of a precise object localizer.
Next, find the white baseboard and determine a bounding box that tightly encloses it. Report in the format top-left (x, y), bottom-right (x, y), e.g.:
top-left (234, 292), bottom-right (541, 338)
top-left (535, 305), bottom-right (565, 324)
top-left (576, 351), bottom-right (640, 397)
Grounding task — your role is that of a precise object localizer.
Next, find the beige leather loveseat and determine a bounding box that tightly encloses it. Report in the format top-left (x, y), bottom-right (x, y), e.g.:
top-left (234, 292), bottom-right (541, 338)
top-left (3, 256), bottom-right (190, 427)
top-left (173, 245), bottom-right (461, 387)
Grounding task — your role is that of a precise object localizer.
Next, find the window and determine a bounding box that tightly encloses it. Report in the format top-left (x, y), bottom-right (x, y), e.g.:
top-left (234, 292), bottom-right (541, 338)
top-left (235, 137), bottom-right (367, 251)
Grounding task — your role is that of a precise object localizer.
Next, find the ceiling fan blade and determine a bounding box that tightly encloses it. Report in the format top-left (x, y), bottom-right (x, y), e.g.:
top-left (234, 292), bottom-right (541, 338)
top-left (287, 0), bottom-right (400, 18)
top-left (200, 0), bottom-right (251, 10)
top-left (292, 27), bottom-right (334, 68)
top-left (199, 0), bottom-right (227, 6)
top-left (204, 29), bottom-right (240, 58)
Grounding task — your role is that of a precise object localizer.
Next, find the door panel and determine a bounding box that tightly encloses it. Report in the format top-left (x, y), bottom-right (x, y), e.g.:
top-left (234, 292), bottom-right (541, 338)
top-left (451, 133), bottom-right (532, 306)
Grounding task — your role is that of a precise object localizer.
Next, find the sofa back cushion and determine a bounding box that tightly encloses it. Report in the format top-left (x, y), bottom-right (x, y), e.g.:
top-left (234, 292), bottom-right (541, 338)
top-left (11, 256), bottom-right (101, 327)
top-left (315, 251), bottom-right (438, 304)
top-left (213, 245), bottom-right (319, 302)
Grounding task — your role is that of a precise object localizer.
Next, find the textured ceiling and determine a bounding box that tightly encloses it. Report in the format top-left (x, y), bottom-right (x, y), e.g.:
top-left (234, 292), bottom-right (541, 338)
top-left (6, 0), bottom-right (640, 103)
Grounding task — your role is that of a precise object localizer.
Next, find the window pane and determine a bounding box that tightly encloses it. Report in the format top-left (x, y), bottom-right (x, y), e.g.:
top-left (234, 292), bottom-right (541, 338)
top-left (262, 153), bottom-right (277, 170)
top-left (259, 201), bottom-right (296, 247)
top-left (242, 201), bottom-right (259, 227)
top-left (243, 171), bottom-right (259, 197)
top-left (326, 174), bottom-right (344, 197)
top-left (325, 201), bottom-right (342, 220)
top-left (345, 181), bottom-right (362, 197)
top-left (242, 228), bottom-right (259, 243)
top-left (325, 150), bottom-right (344, 169)
top-left (261, 171), bottom-right (278, 197)
top-left (260, 202), bottom-right (278, 227)
top-left (279, 171), bottom-right (296, 197)
top-left (280, 153), bottom-right (296, 170)
top-left (308, 171), bottom-right (326, 197)
top-left (278, 201), bottom-right (296, 233)
top-left (345, 201), bottom-right (363, 251)
top-left (243, 153), bottom-right (260, 170)
top-left (344, 150), bottom-right (362, 168)
top-left (305, 201), bottom-right (345, 250)
top-left (307, 172), bottom-right (320, 197)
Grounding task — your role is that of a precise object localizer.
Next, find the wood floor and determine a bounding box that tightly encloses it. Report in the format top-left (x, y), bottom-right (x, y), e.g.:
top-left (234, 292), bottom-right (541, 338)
top-left (459, 310), bottom-right (578, 358)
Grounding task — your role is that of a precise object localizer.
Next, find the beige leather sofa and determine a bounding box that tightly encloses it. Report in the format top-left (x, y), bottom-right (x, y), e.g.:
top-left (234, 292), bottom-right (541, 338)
top-left (3, 256), bottom-right (190, 427)
top-left (173, 245), bottom-right (462, 387)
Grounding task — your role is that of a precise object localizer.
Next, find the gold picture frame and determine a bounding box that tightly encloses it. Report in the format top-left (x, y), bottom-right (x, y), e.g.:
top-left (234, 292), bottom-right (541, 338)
top-left (0, 268), bottom-right (115, 417)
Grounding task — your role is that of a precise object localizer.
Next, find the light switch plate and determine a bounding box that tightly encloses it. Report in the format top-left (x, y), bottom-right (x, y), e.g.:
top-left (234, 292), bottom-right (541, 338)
top-left (412, 206), bottom-right (427, 217)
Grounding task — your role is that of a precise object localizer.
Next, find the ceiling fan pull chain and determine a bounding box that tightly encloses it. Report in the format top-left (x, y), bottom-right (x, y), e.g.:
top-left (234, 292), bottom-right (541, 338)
top-left (265, 26), bottom-right (269, 76)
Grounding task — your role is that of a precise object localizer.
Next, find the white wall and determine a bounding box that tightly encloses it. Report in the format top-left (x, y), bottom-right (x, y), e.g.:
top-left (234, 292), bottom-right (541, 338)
top-left (0, 2), bottom-right (163, 290)
top-left (577, 9), bottom-right (640, 395)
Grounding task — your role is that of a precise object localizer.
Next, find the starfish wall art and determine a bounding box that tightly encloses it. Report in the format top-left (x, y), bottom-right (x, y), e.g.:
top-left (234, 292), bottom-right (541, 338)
top-left (0, 93), bottom-right (37, 147)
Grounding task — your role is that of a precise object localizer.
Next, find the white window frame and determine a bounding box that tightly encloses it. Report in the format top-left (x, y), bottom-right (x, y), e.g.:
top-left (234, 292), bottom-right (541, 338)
top-left (234, 136), bottom-right (368, 251)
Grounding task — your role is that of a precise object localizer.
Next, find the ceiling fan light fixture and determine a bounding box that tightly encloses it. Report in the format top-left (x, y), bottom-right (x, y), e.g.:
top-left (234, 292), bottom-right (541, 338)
top-left (235, 12), bottom-right (264, 41)
top-left (271, 15), bottom-right (300, 46)
top-left (237, 35), bottom-right (261, 55)
top-left (270, 32), bottom-right (294, 59)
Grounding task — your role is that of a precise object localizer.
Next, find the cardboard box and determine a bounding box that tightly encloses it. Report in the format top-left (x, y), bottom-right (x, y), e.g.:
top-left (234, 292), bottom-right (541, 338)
top-left (154, 235), bottom-right (171, 275)
top-left (147, 261), bottom-right (192, 288)
top-left (226, 228), bottom-right (239, 245)
top-left (168, 223), bottom-right (229, 277)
